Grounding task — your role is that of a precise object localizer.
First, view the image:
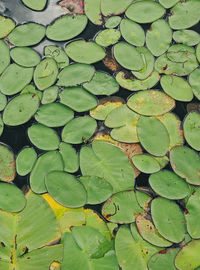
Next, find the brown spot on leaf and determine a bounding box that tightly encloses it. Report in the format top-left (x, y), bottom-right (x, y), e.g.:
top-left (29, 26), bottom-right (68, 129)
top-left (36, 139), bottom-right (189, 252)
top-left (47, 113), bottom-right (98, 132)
top-left (158, 249), bottom-right (168, 254)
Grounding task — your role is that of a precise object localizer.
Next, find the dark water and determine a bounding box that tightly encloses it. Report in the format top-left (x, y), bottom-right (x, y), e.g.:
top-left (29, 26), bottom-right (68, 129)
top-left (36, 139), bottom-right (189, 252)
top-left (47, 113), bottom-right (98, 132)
top-left (0, 0), bottom-right (200, 206)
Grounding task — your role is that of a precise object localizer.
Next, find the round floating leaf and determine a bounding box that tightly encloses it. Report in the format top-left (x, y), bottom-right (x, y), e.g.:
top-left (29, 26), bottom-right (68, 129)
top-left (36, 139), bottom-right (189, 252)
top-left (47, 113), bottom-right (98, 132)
top-left (132, 154), bottom-right (161, 174)
top-left (126, 1), bottom-right (165, 23)
top-left (136, 213), bottom-right (172, 247)
top-left (105, 16), bottom-right (121, 29)
top-left (10, 47), bottom-right (40, 67)
top-left (34, 58), bottom-right (58, 90)
top-left (95, 29), bottom-right (120, 47)
top-left (79, 176), bottom-right (113, 204)
top-left (0, 183), bottom-right (26, 212)
top-left (62, 116), bottom-right (97, 144)
top-left (83, 71), bottom-right (119, 95)
top-left (8, 22), bottom-right (45, 46)
top-left (151, 197), bottom-right (186, 243)
top-left (59, 87), bottom-right (97, 112)
top-left (127, 90), bottom-right (175, 116)
top-left (156, 113), bottom-right (184, 150)
top-left (57, 63), bottom-right (95, 87)
top-left (85, 0), bottom-right (102, 25)
top-left (120, 19), bottom-right (145, 47)
top-left (149, 170), bottom-right (189, 200)
top-left (41, 86), bottom-right (58, 104)
top-left (148, 248), bottom-right (180, 270)
top-left (131, 47), bottom-right (154, 80)
top-left (173, 30), bottom-right (200, 46)
top-left (0, 40), bottom-right (10, 75)
top-left (135, 190), bottom-right (152, 211)
top-left (101, 0), bottom-right (132, 16)
top-left (161, 75), bottom-right (193, 102)
top-left (28, 124), bottom-right (60, 151)
top-left (44, 45), bottom-right (69, 69)
top-left (30, 151), bottom-right (64, 194)
top-left (137, 116), bottom-right (169, 156)
top-left (102, 190), bottom-right (143, 224)
top-left (46, 171), bottom-right (86, 208)
top-left (80, 140), bottom-right (135, 193)
top-left (105, 104), bottom-right (139, 143)
top-left (170, 146), bottom-right (200, 185)
top-left (115, 225), bottom-right (161, 270)
top-left (35, 103), bottom-right (74, 127)
top-left (168, 0), bottom-right (200, 30)
top-left (146, 20), bottom-right (172, 57)
top-left (0, 92), bottom-right (7, 111)
top-left (0, 64), bottom-right (33, 95)
top-left (185, 188), bottom-right (200, 239)
top-left (183, 112), bottom-right (200, 151)
top-left (90, 96), bottom-right (124, 120)
top-left (116, 70), bottom-right (160, 91)
top-left (65, 40), bottom-right (105, 64)
top-left (59, 142), bottom-right (79, 173)
top-left (0, 15), bottom-right (15, 38)
top-left (189, 68), bottom-right (200, 100)
top-left (167, 44), bottom-right (195, 62)
top-left (16, 147), bottom-right (37, 176)
top-left (46, 15), bottom-right (88, 41)
top-left (21, 0), bottom-right (47, 10)
top-left (114, 42), bottom-right (144, 71)
top-left (3, 94), bottom-right (39, 126)
top-left (175, 240), bottom-right (200, 270)
top-left (0, 144), bottom-right (15, 182)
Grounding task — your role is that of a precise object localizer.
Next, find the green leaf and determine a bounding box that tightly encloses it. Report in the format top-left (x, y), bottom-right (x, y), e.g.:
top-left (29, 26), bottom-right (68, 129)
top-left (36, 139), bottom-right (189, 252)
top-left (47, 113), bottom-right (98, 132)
top-left (21, 0), bottom-right (47, 11)
top-left (59, 142), bottom-right (79, 173)
top-left (173, 30), bottom-right (200, 46)
top-left (101, 0), bottom-right (132, 16)
top-left (10, 47), bottom-right (40, 67)
top-left (0, 15), bottom-right (15, 38)
top-left (189, 68), bottom-right (200, 100)
top-left (41, 86), bottom-right (58, 104)
top-left (183, 112), bottom-right (200, 151)
top-left (105, 16), bottom-right (121, 29)
top-left (132, 154), bottom-right (161, 174)
top-left (16, 147), bottom-right (37, 176)
top-left (44, 45), bottom-right (69, 69)
top-left (95, 29), bottom-right (121, 47)
top-left (0, 40), bottom-right (10, 75)
top-left (85, 0), bottom-right (102, 25)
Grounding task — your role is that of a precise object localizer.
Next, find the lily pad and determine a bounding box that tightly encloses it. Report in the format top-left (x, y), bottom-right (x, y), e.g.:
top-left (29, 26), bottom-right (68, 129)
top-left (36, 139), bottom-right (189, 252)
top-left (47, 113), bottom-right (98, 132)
top-left (161, 75), bottom-right (193, 102)
top-left (0, 92), bottom-right (7, 111)
top-left (65, 40), bottom-right (105, 64)
top-left (105, 16), bottom-right (121, 29)
top-left (95, 29), bottom-right (121, 47)
top-left (102, 190), bottom-right (143, 224)
top-left (0, 64), bottom-right (33, 95)
top-left (46, 15), bottom-right (88, 41)
top-left (126, 1), bottom-right (165, 23)
top-left (28, 124), bottom-right (60, 151)
top-left (85, 0), bottom-right (102, 25)
top-left (61, 116), bottom-right (97, 144)
top-left (80, 140), bottom-right (135, 193)
top-left (137, 116), bottom-right (169, 156)
top-left (173, 30), bottom-right (200, 46)
top-left (30, 151), bottom-right (64, 194)
top-left (57, 63), bottom-right (95, 87)
top-left (159, 0), bottom-right (180, 8)
top-left (83, 71), bottom-right (119, 95)
top-left (0, 143), bottom-right (15, 182)
top-left (34, 58), bottom-right (58, 90)
top-left (41, 86), bottom-right (58, 104)
top-left (127, 90), bottom-right (175, 116)
top-left (21, 0), bottom-right (47, 10)
top-left (3, 94), bottom-right (40, 126)
top-left (79, 176), bottom-right (113, 204)
top-left (149, 170), bottom-right (189, 200)
top-left (20, 84), bottom-right (42, 100)
top-left (170, 146), bottom-right (200, 185)
top-left (151, 197), bottom-right (186, 243)
top-left (45, 171), bottom-right (86, 208)
top-left (146, 20), bottom-right (172, 57)
top-left (168, 0), bottom-right (200, 30)
top-left (59, 142), bottom-right (79, 173)
top-left (105, 104), bottom-right (139, 143)
top-left (185, 188), bottom-right (200, 239)
top-left (10, 47), bottom-right (41, 67)
top-left (101, 0), bottom-right (132, 16)
top-left (44, 45), bottom-right (69, 69)
top-left (189, 68), bottom-right (200, 100)
top-left (113, 42), bottom-right (144, 71)
top-left (0, 40), bottom-right (10, 75)
top-left (8, 22), bottom-right (46, 46)
top-left (0, 15), bottom-right (15, 38)
top-left (16, 147), bottom-right (37, 176)
top-left (120, 19), bottom-right (145, 47)
top-left (35, 103), bottom-right (74, 127)
top-left (183, 112), bottom-right (200, 151)
top-left (132, 154), bottom-right (161, 174)
top-left (59, 87), bottom-right (97, 112)
top-left (0, 183), bottom-right (26, 212)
